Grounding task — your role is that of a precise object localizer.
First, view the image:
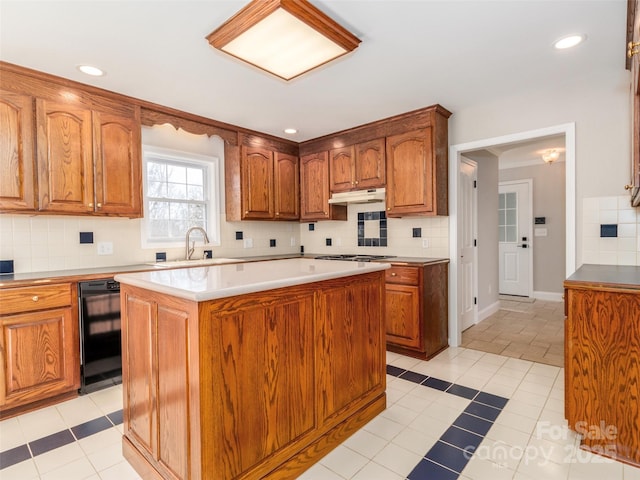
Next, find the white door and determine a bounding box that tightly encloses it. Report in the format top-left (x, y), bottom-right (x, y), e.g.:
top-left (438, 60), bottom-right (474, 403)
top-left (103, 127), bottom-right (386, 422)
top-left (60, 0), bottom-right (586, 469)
top-left (498, 180), bottom-right (532, 297)
top-left (459, 159), bottom-right (477, 330)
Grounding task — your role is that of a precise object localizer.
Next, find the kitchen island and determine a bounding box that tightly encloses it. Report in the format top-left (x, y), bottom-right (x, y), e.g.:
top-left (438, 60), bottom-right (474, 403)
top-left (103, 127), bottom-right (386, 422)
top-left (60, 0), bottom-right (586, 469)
top-left (114, 258), bottom-right (389, 480)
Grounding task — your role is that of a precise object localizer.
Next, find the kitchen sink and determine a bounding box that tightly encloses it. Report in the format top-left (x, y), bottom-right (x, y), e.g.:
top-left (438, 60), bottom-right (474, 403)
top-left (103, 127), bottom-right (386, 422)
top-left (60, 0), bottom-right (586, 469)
top-left (148, 258), bottom-right (242, 268)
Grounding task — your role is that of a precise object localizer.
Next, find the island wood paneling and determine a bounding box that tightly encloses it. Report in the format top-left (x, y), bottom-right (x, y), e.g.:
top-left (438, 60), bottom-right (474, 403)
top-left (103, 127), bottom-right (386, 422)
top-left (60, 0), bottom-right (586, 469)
top-left (564, 284), bottom-right (640, 466)
top-left (120, 271), bottom-right (386, 480)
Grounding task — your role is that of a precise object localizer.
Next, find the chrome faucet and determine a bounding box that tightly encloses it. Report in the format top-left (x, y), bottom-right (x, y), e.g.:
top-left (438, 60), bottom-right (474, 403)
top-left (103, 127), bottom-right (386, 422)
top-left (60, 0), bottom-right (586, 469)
top-left (185, 226), bottom-right (210, 260)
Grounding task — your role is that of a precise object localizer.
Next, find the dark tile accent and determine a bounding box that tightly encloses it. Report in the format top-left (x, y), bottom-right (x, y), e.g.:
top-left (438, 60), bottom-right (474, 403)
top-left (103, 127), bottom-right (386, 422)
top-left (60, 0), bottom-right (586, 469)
top-left (423, 377), bottom-right (453, 391)
top-left (446, 384), bottom-right (479, 400)
top-left (308, 224), bottom-right (315, 231)
top-left (269, 239), bottom-right (276, 247)
top-left (235, 231), bottom-right (243, 240)
top-left (408, 458), bottom-right (459, 480)
top-left (71, 416), bottom-right (113, 440)
top-left (425, 440), bottom-right (471, 473)
top-left (357, 210), bottom-right (387, 247)
top-left (464, 401), bottom-right (502, 422)
top-left (600, 224), bottom-right (617, 237)
top-left (440, 425), bottom-right (483, 452)
top-left (79, 231), bottom-right (94, 244)
top-left (386, 365), bottom-right (406, 377)
top-left (0, 444), bottom-right (31, 470)
top-left (453, 413), bottom-right (493, 436)
top-left (29, 429), bottom-right (75, 456)
top-left (475, 391), bottom-right (508, 409)
top-left (399, 370), bottom-right (429, 384)
top-left (413, 227), bottom-right (422, 238)
top-left (107, 409), bottom-right (124, 425)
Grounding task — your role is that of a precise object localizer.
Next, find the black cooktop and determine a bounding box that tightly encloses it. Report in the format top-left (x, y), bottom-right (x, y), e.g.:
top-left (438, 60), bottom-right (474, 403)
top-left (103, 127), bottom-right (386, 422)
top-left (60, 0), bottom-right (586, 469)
top-left (314, 254), bottom-right (396, 262)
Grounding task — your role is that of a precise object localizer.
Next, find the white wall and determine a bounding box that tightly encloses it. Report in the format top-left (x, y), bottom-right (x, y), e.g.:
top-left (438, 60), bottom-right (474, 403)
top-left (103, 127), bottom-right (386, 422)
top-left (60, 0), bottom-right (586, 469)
top-left (449, 68), bottom-right (632, 268)
top-left (476, 155), bottom-right (499, 312)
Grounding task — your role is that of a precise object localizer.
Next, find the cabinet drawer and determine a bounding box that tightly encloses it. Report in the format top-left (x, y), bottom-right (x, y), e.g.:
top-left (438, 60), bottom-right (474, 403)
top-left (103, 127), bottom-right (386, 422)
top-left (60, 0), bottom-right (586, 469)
top-left (0, 284), bottom-right (73, 315)
top-left (385, 266), bottom-right (419, 285)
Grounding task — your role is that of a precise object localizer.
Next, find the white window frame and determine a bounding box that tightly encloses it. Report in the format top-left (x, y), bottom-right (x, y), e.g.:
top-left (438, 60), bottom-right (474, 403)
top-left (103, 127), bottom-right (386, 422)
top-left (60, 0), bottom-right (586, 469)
top-left (141, 145), bottom-right (221, 249)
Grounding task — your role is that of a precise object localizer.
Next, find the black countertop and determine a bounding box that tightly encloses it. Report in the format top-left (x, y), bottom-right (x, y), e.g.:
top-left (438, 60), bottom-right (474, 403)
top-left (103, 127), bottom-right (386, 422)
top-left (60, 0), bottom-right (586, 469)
top-left (565, 264), bottom-right (640, 289)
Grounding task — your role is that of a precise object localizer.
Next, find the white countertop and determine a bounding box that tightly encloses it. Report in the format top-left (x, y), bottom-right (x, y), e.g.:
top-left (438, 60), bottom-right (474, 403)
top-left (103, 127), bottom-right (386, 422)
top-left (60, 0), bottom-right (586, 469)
top-left (114, 258), bottom-right (390, 301)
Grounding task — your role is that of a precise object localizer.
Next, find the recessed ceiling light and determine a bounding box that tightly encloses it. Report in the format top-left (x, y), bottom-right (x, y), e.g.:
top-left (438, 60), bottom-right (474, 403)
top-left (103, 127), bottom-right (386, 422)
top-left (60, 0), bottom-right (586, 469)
top-left (553, 34), bottom-right (585, 50)
top-left (284, 128), bottom-right (298, 135)
top-left (77, 64), bottom-right (105, 76)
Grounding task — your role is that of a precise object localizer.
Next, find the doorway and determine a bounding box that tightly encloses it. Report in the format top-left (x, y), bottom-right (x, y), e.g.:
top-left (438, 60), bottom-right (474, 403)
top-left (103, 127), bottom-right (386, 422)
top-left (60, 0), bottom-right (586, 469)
top-left (448, 123), bottom-right (576, 347)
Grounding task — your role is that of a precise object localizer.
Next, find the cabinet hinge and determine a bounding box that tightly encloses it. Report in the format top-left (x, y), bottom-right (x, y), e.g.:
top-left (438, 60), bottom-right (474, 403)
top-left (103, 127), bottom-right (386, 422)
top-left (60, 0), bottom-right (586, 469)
top-left (474, 239), bottom-right (477, 247)
top-left (474, 297), bottom-right (477, 305)
top-left (473, 180), bottom-right (477, 188)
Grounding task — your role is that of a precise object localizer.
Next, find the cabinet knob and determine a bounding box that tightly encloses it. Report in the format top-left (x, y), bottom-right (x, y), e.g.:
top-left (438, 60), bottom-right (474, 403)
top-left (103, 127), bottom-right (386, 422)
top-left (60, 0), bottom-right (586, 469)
top-left (32, 295), bottom-right (39, 302)
top-left (355, 181), bottom-right (359, 185)
top-left (88, 202), bottom-right (94, 208)
top-left (387, 207), bottom-right (390, 211)
top-left (96, 203), bottom-right (102, 208)
top-left (390, 273), bottom-right (397, 277)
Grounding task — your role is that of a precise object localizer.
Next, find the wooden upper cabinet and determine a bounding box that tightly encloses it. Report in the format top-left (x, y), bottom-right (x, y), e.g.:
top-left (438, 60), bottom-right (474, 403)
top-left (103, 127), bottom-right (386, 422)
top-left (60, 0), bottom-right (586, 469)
top-left (274, 152), bottom-right (299, 220)
top-left (329, 146), bottom-right (355, 192)
top-left (237, 145), bottom-right (299, 221)
top-left (35, 98), bottom-right (142, 217)
top-left (300, 151), bottom-right (346, 221)
top-left (241, 145), bottom-right (275, 219)
top-left (329, 139), bottom-right (385, 193)
top-left (0, 91), bottom-right (36, 211)
top-left (355, 138), bottom-right (386, 189)
top-left (36, 99), bottom-right (94, 214)
top-left (93, 109), bottom-right (142, 216)
top-left (386, 127), bottom-right (447, 217)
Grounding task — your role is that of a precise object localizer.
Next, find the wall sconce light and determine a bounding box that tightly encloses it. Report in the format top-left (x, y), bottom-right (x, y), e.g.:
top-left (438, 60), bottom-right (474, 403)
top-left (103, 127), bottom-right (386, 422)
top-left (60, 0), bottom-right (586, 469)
top-left (542, 149), bottom-right (560, 164)
top-left (206, 0), bottom-right (361, 81)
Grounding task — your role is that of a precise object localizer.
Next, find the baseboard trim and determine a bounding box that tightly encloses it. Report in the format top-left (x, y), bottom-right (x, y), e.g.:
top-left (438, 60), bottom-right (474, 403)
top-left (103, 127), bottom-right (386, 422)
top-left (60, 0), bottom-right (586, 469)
top-left (533, 291), bottom-right (564, 302)
top-left (478, 300), bottom-right (500, 322)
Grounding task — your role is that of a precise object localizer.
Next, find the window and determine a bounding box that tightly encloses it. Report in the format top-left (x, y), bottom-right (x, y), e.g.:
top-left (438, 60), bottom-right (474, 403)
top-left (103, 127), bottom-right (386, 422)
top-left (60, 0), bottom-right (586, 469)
top-left (141, 146), bottom-right (220, 248)
top-left (498, 192), bottom-right (518, 243)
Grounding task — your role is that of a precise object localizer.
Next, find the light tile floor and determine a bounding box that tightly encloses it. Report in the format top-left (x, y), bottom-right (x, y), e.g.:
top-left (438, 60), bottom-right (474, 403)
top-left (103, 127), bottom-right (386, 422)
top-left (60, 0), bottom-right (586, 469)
top-left (461, 299), bottom-right (565, 367)
top-left (2, 347), bottom-right (639, 480)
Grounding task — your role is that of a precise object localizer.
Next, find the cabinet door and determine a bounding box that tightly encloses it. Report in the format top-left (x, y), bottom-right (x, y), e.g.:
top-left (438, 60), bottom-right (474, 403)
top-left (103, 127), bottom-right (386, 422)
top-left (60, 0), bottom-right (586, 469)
top-left (241, 146), bottom-right (274, 219)
top-left (274, 152), bottom-right (299, 220)
top-left (631, 1), bottom-right (640, 206)
top-left (355, 138), bottom-right (385, 189)
top-left (386, 128), bottom-right (435, 216)
top-left (36, 99), bottom-right (94, 213)
top-left (329, 146), bottom-right (355, 192)
top-left (93, 109), bottom-right (142, 217)
top-left (385, 284), bottom-right (421, 349)
top-left (0, 307), bottom-right (79, 409)
top-left (300, 152), bottom-right (346, 221)
top-left (0, 91), bottom-right (36, 211)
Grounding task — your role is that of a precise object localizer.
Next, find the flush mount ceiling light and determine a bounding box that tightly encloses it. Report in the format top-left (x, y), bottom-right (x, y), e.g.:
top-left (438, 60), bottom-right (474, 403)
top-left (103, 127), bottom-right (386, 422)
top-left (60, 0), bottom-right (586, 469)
top-left (542, 149), bottom-right (560, 164)
top-left (77, 64), bottom-right (105, 76)
top-left (553, 34), bottom-right (585, 50)
top-left (206, 0), bottom-right (361, 81)
top-left (284, 128), bottom-right (298, 134)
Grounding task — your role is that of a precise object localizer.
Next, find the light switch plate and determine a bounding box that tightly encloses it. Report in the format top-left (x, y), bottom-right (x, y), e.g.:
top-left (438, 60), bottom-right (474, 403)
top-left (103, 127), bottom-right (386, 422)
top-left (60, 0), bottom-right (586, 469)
top-left (243, 238), bottom-right (253, 248)
top-left (97, 241), bottom-right (113, 255)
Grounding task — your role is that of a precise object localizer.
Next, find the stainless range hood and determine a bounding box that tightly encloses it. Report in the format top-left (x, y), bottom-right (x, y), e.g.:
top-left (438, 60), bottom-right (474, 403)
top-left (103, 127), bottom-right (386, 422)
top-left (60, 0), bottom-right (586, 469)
top-left (327, 188), bottom-right (386, 205)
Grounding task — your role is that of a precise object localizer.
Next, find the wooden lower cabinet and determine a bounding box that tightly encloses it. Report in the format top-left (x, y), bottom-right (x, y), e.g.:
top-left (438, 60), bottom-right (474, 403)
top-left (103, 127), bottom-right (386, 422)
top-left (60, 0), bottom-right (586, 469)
top-left (564, 281), bottom-right (640, 466)
top-left (385, 261), bottom-right (449, 359)
top-left (0, 283), bottom-right (80, 416)
top-left (120, 272), bottom-right (386, 480)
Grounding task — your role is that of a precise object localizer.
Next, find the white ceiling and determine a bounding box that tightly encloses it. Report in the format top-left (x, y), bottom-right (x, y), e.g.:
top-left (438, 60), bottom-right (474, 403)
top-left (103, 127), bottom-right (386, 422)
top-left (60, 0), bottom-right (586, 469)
top-left (0, 1), bottom-right (628, 143)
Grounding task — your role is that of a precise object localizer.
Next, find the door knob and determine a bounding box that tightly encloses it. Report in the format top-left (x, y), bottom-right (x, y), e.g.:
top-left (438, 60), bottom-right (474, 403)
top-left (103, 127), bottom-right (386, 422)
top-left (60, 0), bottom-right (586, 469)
top-left (517, 244), bottom-right (528, 248)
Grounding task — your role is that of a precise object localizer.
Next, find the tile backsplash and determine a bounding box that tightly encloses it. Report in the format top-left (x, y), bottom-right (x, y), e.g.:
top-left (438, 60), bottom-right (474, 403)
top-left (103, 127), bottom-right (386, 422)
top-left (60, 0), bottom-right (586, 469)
top-left (582, 196), bottom-right (640, 265)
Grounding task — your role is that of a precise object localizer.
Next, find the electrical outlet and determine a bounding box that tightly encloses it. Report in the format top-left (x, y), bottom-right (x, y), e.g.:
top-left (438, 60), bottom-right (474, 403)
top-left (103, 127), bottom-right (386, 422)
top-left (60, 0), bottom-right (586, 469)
top-left (97, 241), bottom-right (113, 255)
top-left (290, 237), bottom-right (296, 247)
top-left (243, 238), bottom-right (253, 248)
top-left (335, 237), bottom-right (342, 246)
top-left (422, 239), bottom-right (429, 248)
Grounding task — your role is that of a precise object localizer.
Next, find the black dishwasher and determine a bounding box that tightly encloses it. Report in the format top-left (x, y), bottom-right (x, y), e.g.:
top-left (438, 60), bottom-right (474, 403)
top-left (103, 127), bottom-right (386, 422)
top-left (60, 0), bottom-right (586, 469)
top-left (78, 279), bottom-right (122, 393)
